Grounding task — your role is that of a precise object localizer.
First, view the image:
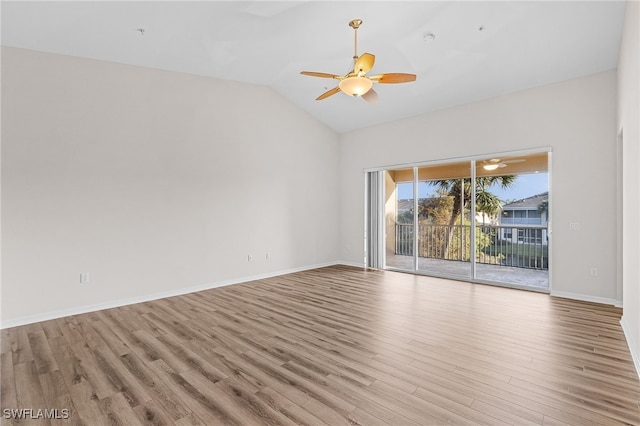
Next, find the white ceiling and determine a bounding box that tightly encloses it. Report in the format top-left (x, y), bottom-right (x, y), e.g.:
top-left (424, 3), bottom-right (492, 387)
top-left (1, 1), bottom-right (626, 133)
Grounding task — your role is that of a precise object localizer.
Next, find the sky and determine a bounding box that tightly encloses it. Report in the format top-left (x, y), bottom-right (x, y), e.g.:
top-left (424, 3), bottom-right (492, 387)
top-left (397, 172), bottom-right (548, 203)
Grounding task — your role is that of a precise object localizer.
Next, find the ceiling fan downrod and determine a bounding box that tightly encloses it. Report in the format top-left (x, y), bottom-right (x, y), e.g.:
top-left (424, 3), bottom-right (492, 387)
top-left (349, 19), bottom-right (363, 64)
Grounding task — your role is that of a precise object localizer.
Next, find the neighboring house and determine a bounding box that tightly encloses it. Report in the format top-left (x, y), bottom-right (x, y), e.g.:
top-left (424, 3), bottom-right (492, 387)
top-left (397, 198), bottom-right (417, 214)
top-left (499, 192), bottom-right (549, 245)
top-left (396, 197), bottom-right (439, 216)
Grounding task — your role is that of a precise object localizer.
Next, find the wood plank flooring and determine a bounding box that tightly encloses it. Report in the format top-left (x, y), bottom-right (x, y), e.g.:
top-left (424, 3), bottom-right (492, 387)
top-left (1, 265), bottom-right (639, 425)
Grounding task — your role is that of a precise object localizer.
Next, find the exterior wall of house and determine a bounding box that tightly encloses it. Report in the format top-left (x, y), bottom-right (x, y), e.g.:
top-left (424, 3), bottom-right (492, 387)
top-left (340, 70), bottom-right (618, 304)
top-left (1, 47), bottom-right (341, 325)
top-left (618, 1), bottom-right (640, 375)
top-left (499, 207), bottom-right (548, 245)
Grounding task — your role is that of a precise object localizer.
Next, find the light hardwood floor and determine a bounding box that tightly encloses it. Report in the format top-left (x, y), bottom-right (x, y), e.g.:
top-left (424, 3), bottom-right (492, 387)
top-left (1, 265), bottom-right (639, 425)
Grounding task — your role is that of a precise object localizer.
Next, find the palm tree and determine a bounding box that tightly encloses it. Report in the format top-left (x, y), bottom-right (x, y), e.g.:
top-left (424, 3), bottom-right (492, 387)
top-left (429, 175), bottom-right (516, 259)
top-left (538, 199), bottom-right (548, 215)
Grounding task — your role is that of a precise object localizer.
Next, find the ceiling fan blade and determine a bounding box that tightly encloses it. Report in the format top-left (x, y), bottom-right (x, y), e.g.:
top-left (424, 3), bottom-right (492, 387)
top-left (361, 87), bottom-right (379, 103)
top-left (301, 71), bottom-right (342, 79)
top-left (502, 159), bottom-right (526, 164)
top-left (354, 53), bottom-right (375, 74)
top-left (316, 86), bottom-right (341, 101)
top-left (369, 73), bottom-right (416, 84)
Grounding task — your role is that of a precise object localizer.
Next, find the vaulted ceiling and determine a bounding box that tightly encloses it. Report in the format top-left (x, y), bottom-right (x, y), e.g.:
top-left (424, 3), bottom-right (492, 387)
top-left (1, 1), bottom-right (626, 133)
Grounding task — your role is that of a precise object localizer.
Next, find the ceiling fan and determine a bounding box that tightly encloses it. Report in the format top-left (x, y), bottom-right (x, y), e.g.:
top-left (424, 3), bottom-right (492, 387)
top-left (480, 158), bottom-right (526, 171)
top-left (300, 19), bottom-right (416, 102)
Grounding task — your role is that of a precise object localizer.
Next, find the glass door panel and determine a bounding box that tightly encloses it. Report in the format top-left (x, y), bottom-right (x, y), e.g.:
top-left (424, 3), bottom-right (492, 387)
top-left (384, 168), bottom-right (415, 271)
top-left (474, 153), bottom-right (549, 289)
top-left (416, 161), bottom-right (472, 279)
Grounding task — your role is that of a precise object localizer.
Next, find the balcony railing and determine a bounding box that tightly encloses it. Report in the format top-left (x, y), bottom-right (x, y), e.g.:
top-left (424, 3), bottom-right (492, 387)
top-left (500, 218), bottom-right (543, 225)
top-left (395, 223), bottom-right (548, 270)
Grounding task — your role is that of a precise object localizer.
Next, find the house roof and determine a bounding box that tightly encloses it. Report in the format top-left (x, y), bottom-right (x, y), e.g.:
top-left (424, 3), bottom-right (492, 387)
top-left (502, 192), bottom-right (549, 210)
top-left (0, 2), bottom-right (626, 133)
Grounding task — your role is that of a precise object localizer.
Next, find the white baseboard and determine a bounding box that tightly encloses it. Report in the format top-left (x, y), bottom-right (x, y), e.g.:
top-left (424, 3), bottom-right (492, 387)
top-left (0, 261), bottom-right (345, 329)
top-left (5, 263), bottom-right (620, 330)
top-left (620, 315), bottom-right (640, 380)
top-left (550, 290), bottom-right (622, 307)
top-left (336, 260), bottom-right (366, 268)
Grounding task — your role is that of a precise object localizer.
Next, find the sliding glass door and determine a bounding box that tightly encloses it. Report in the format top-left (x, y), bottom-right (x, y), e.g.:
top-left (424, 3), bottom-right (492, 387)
top-left (414, 161), bottom-right (473, 279)
top-left (376, 151), bottom-right (550, 291)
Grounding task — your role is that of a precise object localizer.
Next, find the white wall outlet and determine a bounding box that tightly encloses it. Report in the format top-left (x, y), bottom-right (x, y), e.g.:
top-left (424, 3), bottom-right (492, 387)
top-left (247, 254), bottom-right (253, 262)
top-left (80, 273), bottom-right (90, 283)
top-left (590, 268), bottom-right (598, 277)
top-left (569, 222), bottom-right (581, 231)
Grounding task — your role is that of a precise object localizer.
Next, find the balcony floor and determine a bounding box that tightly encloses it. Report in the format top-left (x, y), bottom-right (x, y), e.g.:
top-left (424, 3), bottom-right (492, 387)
top-left (386, 254), bottom-right (549, 290)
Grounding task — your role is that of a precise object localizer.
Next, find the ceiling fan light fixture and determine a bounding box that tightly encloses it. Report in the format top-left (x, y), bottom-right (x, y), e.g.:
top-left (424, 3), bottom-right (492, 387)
top-left (483, 163), bottom-right (500, 171)
top-left (338, 76), bottom-right (372, 97)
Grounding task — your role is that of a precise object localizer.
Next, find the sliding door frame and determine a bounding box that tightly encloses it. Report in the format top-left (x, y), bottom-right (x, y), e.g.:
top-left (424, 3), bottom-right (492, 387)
top-left (364, 171), bottom-right (385, 269)
top-left (412, 167), bottom-right (419, 271)
top-left (364, 147), bottom-right (552, 293)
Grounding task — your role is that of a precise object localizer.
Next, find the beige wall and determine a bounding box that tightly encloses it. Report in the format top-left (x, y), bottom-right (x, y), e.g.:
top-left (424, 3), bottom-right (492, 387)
top-left (340, 70), bottom-right (619, 304)
top-left (1, 47), bottom-right (340, 325)
top-left (618, 1), bottom-right (640, 374)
